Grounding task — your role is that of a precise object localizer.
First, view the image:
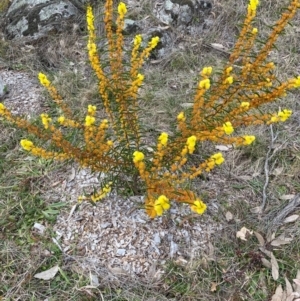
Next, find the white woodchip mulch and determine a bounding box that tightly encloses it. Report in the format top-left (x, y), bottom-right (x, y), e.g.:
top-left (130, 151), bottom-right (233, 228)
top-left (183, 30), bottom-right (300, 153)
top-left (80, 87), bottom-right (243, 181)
top-left (51, 167), bottom-right (222, 278)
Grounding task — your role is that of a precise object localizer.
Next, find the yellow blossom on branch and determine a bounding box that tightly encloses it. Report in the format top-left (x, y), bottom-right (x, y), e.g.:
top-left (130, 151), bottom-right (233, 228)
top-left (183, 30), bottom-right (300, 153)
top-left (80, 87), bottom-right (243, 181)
top-left (57, 116), bottom-right (65, 124)
top-left (278, 109), bottom-right (292, 121)
top-left (211, 153), bottom-right (225, 165)
top-left (291, 76), bottom-right (300, 88)
top-left (177, 112), bottom-right (185, 121)
top-left (149, 36), bottom-right (160, 49)
top-left (270, 109), bottom-right (292, 122)
top-left (186, 135), bottom-right (197, 154)
top-left (154, 195), bottom-right (170, 216)
top-left (135, 73), bottom-right (144, 86)
top-left (86, 5), bottom-right (94, 32)
top-left (204, 152), bottom-right (224, 172)
top-left (133, 151), bottom-right (144, 163)
top-left (224, 76), bottom-right (234, 85)
top-left (38, 73), bottom-right (50, 87)
top-left (117, 2), bottom-right (127, 17)
top-left (201, 66), bottom-right (213, 76)
top-left (223, 122), bottom-right (234, 135)
top-left (85, 116), bottom-right (95, 127)
top-left (88, 105), bottom-right (97, 115)
top-left (240, 102), bottom-right (250, 109)
top-left (248, 0), bottom-right (259, 12)
top-left (20, 139), bottom-right (34, 151)
top-left (199, 78), bottom-right (210, 90)
top-left (158, 132), bottom-right (168, 146)
top-left (0, 103), bottom-right (6, 114)
top-left (190, 199), bottom-right (207, 215)
top-left (99, 119), bottom-right (109, 130)
top-left (40, 113), bottom-right (52, 129)
top-left (91, 182), bottom-right (113, 202)
top-left (134, 34), bottom-right (142, 46)
top-left (243, 135), bottom-right (256, 145)
top-left (225, 66), bottom-right (233, 74)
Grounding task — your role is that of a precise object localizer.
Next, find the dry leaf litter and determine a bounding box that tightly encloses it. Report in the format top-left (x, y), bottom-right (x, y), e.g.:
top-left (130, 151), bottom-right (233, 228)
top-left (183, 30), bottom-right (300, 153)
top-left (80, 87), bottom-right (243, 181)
top-left (1, 69), bottom-right (223, 279)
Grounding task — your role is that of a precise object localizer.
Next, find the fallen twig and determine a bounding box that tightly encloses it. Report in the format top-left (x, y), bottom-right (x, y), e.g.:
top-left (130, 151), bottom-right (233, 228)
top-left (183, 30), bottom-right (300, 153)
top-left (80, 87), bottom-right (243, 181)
top-left (261, 125), bottom-right (279, 211)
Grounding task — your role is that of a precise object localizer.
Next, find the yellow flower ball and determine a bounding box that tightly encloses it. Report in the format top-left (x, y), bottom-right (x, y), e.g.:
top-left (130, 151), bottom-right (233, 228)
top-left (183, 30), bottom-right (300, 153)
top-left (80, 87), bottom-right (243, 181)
top-left (133, 151), bottom-right (144, 163)
top-left (20, 139), bottom-right (34, 151)
top-left (158, 132), bottom-right (168, 146)
top-left (243, 135), bottom-right (256, 145)
top-left (118, 2), bottom-right (127, 16)
top-left (190, 199), bottom-right (207, 215)
top-left (223, 121), bottom-right (234, 135)
top-left (85, 116), bottom-right (95, 126)
top-left (211, 153), bottom-right (225, 165)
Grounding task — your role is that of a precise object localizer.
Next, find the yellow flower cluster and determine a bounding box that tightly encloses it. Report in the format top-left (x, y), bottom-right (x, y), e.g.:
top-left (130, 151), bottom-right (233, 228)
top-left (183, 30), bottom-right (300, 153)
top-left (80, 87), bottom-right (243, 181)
top-left (117, 2), bottom-right (127, 17)
top-left (0, 103), bottom-right (6, 114)
top-left (224, 76), bottom-right (234, 85)
top-left (201, 66), bottom-right (213, 76)
top-left (91, 182), bottom-right (112, 202)
top-left (186, 135), bottom-right (197, 154)
top-left (240, 102), bottom-right (250, 109)
top-left (206, 153), bottom-right (225, 172)
top-left (1, 0), bottom-right (299, 220)
top-left (78, 182), bottom-right (113, 202)
top-left (134, 34), bottom-right (142, 47)
top-left (243, 135), bottom-right (256, 145)
top-left (154, 195), bottom-right (170, 216)
top-left (20, 139), bottom-right (68, 160)
top-left (133, 151), bottom-right (144, 163)
top-left (290, 76), bottom-right (300, 88)
top-left (223, 122), bottom-right (234, 135)
top-left (190, 199), bottom-right (207, 215)
top-left (158, 132), bottom-right (168, 146)
top-left (177, 112), bottom-right (185, 121)
top-left (85, 116), bottom-right (95, 127)
top-left (57, 116), bottom-right (80, 128)
top-left (20, 139), bottom-right (34, 151)
top-left (41, 114), bottom-right (52, 129)
top-left (248, 0), bottom-right (259, 12)
top-left (270, 109), bottom-right (292, 123)
top-left (199, 78), bottom-right (211, 90)
top-left (149, 37), bottom-right (160, 50)
top-left (38, 73), bottom-right (50, 87)
top-left (88, 105), bottom-right (96, 115)
top-left (38, 73), bottom-right (71, 117)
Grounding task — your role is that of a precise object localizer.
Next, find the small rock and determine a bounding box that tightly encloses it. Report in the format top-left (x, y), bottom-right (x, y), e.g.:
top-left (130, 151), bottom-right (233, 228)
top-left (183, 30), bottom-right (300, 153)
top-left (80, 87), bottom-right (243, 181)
top-left (0, 76), bottom-right (8, 99)
top-left (170, 241), bottom-right (178, 258)
top-left (116, 248), bottom-right (126, 256)
top-left (153, 233), bottom-right (161, 245)
top-left (90, 272), bottom-right (99, 287)
top-left (101, 222), bottom-right (112, 229)
top-left (123, 19), bottom-right (139, 34)
top-left (33, 222), bottom-right (46, 235)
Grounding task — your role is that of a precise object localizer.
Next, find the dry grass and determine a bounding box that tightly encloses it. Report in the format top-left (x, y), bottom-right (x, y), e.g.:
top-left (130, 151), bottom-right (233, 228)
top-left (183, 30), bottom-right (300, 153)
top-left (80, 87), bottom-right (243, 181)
top-left (0, 0), bottom-right (300, 300)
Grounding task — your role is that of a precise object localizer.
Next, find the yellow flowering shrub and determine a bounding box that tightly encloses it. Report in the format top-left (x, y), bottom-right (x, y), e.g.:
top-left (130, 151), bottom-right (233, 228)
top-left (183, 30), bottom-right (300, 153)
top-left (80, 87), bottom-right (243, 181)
top-left (0, 0), bottom-right (299, 218)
